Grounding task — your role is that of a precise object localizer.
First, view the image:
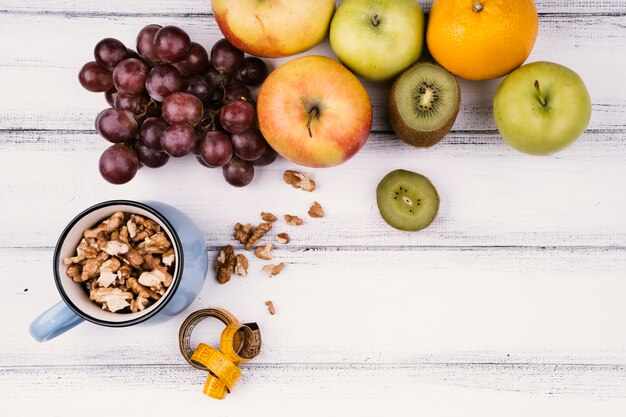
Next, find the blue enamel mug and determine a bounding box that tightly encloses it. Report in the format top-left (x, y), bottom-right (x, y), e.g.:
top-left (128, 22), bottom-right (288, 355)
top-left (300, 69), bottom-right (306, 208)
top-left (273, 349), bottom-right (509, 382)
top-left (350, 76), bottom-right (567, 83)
top-left (29, 200), bottom-right (208, 342)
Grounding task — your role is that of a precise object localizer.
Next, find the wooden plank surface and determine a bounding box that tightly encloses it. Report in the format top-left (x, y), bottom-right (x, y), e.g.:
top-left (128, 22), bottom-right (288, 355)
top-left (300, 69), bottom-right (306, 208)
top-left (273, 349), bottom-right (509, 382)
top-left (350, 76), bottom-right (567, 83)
top-left (1, 130), bottom-right (625, 248)
top-left (1, 0), bottom-right (625, 14)
top-left (1, 0), bottom-right (625, 415)
top-left (0, 14), bottom-right (624, 131)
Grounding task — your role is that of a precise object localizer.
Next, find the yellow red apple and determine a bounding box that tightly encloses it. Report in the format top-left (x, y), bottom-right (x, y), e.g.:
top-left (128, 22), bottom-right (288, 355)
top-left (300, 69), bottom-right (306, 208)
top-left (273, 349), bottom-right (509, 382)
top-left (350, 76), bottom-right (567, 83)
top-left (257, 56), bottom-right (372, 168)
top-left (210, 0), bottom-right (336, 58)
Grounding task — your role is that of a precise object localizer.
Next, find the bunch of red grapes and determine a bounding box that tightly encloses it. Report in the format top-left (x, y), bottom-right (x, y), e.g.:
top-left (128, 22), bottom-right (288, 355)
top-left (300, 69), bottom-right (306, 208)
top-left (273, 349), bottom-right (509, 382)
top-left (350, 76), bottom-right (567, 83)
top-left (78, 24), bottom-right (276, 187)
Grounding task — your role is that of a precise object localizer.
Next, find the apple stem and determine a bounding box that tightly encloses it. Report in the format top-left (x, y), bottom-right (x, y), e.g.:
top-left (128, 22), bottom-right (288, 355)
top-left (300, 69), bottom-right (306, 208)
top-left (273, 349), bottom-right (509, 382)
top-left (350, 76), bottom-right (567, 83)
top-left (472, 1), bottom-right (483, 12)
top-left (534, 80), bottom-right (547, 107)
top-left (372, 14), bottom-right (380, 26)
top-left (307, 108), bottom-right (319, 138)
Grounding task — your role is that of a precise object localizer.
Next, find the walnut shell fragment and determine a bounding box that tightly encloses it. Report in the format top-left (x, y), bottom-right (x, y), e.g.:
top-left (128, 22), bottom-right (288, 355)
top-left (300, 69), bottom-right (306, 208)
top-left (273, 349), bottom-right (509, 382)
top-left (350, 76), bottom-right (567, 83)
top-left (255, 244), bottom-right (273, 260)
top-left (245, 222), bottom-right (272, 250)
top-left (308, 201), bottom-right (325, 218)
top-left (234, 254), bottom-right (249, 277)
top-left (263, 262), bottom-right (285, 278)
top-left (284, 214), bottom-right (303, 226)
top-left (284, 170), bottom-right (316, 192)
top-left (214, 245), bottom-right (235, 284)
top-left (276, 233), bottom-right (290, 244)
top-left (261, 212), bottom-right (277, 222)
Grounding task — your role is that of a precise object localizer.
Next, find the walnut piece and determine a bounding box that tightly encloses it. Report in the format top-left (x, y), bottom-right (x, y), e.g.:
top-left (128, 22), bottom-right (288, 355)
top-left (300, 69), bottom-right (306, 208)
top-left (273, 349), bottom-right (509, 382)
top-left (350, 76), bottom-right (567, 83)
top-left (263, 262), bottom-right (285, 278)
top-left (127, 277), bottom-right (161, 300)
top-left (245, 222), bottom-right (272, 250)
top-left (215, 245), bottom-right (235, 284)
top-left (308, 201), bottom-right (325, 218)
top-left (276, 233), bottom-right (290, 244)
top-left (261, 212), bottom-right (277, 222)
top-left (233, 223), bottom-right (252, 244)
top-left (234, 254), bottom-right (249, 277)
top-left (138, 232), bottom-right (171, 255)
top-left (284, 170), bottom-right (316, 192)
top-left (65, 211), bottom-right (176, 314)
top-left (89, 288), bottom-right (133, 313)
top-left (265, 301), bottom-right (276, 315)
top-left (284, 214), bottom-right (303, 226)
top-left (162, 249), bottom-right (175, 266)
top-left (254, 244), bottom-right (273, 260)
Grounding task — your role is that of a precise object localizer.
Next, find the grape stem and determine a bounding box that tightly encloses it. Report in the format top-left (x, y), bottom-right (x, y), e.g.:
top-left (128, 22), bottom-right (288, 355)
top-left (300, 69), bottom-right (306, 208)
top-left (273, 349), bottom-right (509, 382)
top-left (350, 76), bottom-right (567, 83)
top-left (534, 80), bottom-right (547, 107)
top-left (306, 108), bottom-right (319, 138)
top-left (472, 0), bottom-right (483, 12)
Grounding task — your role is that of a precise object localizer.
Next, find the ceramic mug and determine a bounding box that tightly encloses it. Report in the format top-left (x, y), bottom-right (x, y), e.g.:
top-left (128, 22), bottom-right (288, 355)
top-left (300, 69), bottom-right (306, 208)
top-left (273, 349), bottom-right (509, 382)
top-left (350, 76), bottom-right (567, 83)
top-left (29, 200), bottom-right (208, 342)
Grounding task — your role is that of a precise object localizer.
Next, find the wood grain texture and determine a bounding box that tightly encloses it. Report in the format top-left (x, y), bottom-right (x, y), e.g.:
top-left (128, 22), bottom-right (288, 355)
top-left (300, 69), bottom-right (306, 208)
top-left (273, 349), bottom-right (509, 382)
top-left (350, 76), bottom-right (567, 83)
top-left (1, 130), bottom-right (625, 248)
top-left (3, 247), bottom-right (626, 366)
top-left (1, 364), bottom-right (625, 417)
top-left (1, 0), bottom-right (624, 15)
top-left (2, 0), bottom-right (625, 415)
top-left (0, 14), bottom-right (624, 131)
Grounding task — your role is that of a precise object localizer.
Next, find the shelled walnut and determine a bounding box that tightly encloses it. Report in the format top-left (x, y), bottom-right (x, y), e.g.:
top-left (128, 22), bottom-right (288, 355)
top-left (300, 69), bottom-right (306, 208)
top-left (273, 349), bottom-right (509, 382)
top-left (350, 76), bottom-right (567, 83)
top-left (64, 211), bottom-right (176, 313)
top-left (284, 170), bottom-right (316, 192)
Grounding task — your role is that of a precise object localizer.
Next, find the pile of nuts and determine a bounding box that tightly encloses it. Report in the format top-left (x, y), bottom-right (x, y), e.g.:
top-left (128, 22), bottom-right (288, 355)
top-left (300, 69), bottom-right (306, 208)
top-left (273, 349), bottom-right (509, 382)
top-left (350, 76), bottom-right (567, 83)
top-left (214, 170), bottom-right (325, 315)
top-left (64, 211), bottom-right (176, 313)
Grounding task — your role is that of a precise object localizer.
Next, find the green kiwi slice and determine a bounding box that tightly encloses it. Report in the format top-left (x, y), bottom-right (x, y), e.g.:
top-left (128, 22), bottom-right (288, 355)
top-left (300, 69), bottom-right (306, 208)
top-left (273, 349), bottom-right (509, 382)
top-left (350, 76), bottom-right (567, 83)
top-left (376, 169), bottom-right (440, 232)
top-left (389, 62), bottom-right (460, 148)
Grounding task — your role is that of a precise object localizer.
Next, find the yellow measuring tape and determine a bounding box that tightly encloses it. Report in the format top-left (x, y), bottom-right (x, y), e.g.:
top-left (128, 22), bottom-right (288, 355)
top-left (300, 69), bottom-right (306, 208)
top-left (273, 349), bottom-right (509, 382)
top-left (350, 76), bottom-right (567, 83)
top-left (179, 308), bottom-right (261, 399)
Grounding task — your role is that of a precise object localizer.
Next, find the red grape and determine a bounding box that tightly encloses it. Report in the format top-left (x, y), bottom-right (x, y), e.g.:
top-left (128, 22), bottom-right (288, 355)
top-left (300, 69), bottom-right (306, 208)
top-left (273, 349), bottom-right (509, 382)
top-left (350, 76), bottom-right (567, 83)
top-left (145, 64), bottom-right (183, 102)
top-left (174, 42), bottom-right (209, 76)
top-left (113, 58), bottom-right (148, 96)
top-left (235, 57), bottom-right (269, 86)
top-left (223, 157), bottom-right (254, 187)
top-left (96, 108), bottom-right (139, 143)
top-left (220, 99), bottom-right (255, 134)
top-left (231, 128), bottom-right (266, 161)
top-left (79, 61), bottom-right (113, 92)
top-left (160, 123), bottom-right (196, 157)
top-left (99, 144), bottom-right (139, 184)
top-left (105, 87), bottom-right (118, 107)
top-left (252, 145), bottom-right (278, 166)
top-left (94, 38), bottom-right (128, 70)
top-left (134, 142), bottom-right (170, 168)
top-left (196, 155), bottom-right (215, 168)
top-left (125, 49), bottom-right (141, 61)
top-left (199, 131), bottom-right (233, 167)
top-left (114, 93), bottom-right (148, 113)
top-left (139, 117), bottom-right (168, 151)
top-left (184, 75), bottom-right (214, 104)
top-left (162, 92), bottom-right (203, 125)
top-left (154, 26), bottom-right (191, 64)
top-left (221, 82), bottom-right (252, 103)
top-left (202, 63), bottom-right (228, 90)
top-left (136, 24), bottom-right (162, 63)
top-left (211, 39), bottom-right (244, 74)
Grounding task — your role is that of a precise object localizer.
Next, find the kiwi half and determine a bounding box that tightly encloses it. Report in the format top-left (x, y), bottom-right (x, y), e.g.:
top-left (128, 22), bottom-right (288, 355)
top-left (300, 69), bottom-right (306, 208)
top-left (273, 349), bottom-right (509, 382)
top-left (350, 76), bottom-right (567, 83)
top-left (376, 169), bottom-right (440, 232)
top-left (389, 62), bottom-right (460, 148)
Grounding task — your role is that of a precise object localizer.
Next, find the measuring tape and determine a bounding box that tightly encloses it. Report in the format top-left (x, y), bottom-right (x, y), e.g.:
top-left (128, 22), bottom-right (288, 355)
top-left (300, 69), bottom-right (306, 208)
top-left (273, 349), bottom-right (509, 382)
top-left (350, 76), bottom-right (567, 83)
top-left (179, 308), bottom-right (261, 399)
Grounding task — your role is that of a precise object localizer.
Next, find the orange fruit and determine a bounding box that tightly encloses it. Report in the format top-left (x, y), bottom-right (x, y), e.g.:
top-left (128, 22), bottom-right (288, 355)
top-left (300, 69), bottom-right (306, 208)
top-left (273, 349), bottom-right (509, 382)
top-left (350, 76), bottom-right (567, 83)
top-left (426, 0), bottom-right (538, 80)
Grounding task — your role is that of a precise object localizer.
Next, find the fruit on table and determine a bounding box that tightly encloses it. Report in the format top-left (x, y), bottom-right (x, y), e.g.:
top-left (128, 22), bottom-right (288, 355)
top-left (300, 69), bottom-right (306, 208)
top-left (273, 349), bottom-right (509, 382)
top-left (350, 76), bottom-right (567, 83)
top-left (211, 0), bottom-right (335, 58)
top-left (257, 56), bottom-right (372, 168)
top-left (493, 61), bottom-right (592, 155)
top-left (388, 63), bottom-right (460, 148)
top-left (329, 0), bottom-right (424, 82)
top-left (78, 25), bottom-right (276, 186)
top-left (376, 169), bottom-right (440, 232)
top-left (427, 0), bottom-right (538, 80)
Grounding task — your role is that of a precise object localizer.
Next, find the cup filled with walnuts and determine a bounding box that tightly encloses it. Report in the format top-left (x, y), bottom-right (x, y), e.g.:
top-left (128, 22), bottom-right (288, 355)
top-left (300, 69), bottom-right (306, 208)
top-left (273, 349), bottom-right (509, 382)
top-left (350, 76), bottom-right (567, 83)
top-left (29, 200), bottom-right (209, 342)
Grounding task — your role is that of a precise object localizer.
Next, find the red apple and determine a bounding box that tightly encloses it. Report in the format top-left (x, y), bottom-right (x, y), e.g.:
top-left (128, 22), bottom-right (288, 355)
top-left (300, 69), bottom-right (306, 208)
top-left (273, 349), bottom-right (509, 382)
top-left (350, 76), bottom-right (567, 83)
top-left (210, 0), bottom-right (336, 58)
top-left (257, 56), bottom-right (372, 168)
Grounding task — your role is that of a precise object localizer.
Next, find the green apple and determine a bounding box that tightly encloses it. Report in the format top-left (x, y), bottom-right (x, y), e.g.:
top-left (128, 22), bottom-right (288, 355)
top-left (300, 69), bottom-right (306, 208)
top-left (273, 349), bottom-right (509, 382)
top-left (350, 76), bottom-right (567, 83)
top-left (329, 0), bottom-right (424, 82)
top-left (494, 62), bottom-right (592, 155)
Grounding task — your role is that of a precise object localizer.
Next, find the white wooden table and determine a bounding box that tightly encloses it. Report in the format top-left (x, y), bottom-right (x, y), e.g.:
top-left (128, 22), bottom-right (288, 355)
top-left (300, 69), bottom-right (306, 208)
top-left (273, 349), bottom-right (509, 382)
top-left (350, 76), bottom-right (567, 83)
top-left (1, 1), bottom-right (625, 415)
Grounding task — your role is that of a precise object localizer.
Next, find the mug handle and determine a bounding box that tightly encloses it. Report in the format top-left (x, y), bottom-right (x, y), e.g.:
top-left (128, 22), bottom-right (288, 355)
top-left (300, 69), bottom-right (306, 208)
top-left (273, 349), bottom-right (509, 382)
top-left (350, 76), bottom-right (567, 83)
top-left (29, 301), bottom-right (84, 342)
